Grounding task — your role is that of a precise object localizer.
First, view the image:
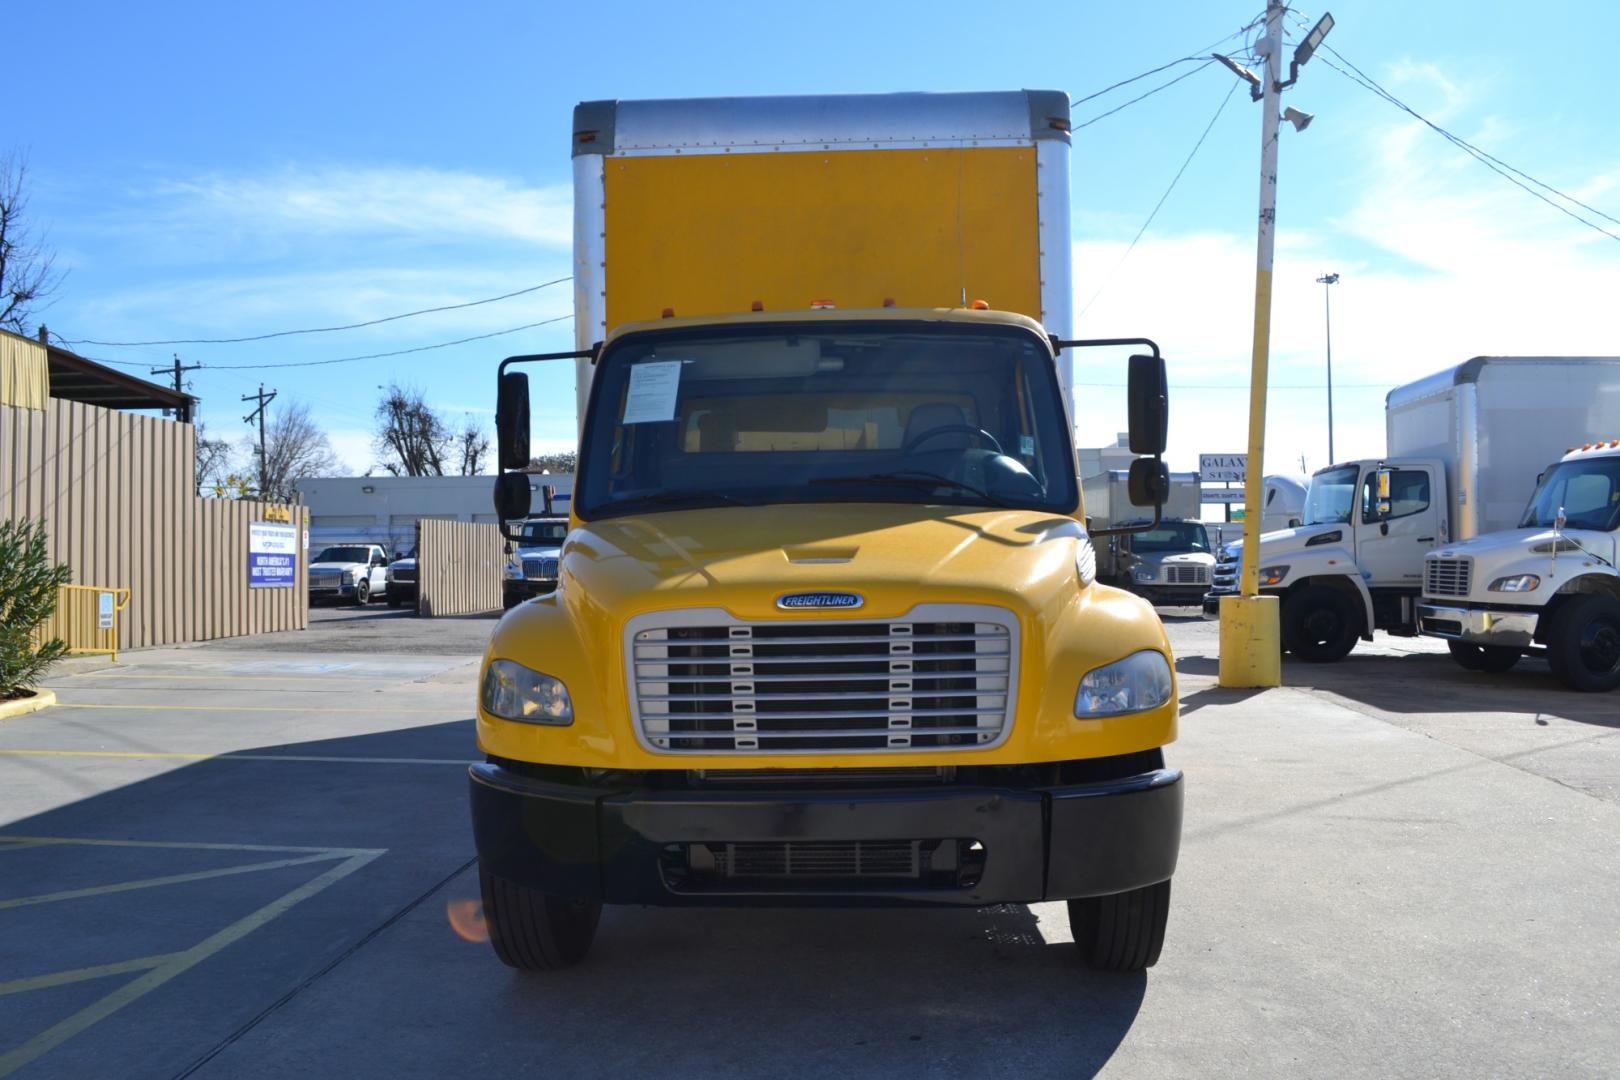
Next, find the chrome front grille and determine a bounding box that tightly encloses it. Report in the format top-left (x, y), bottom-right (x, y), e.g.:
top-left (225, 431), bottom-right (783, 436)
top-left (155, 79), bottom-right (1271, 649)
top-left (310, 572), bottom-right (342, 589)
top-left (1425, 557), bottom-right (1472, 597)
top-left (522, 556), bottom-right (558, 580)
top-left (1166, 565), bottom-right (1208, 585)
top-left (626, 604), bottom-right (1018, 754)
top-left (1210, 560), bottom-right (1239, 593)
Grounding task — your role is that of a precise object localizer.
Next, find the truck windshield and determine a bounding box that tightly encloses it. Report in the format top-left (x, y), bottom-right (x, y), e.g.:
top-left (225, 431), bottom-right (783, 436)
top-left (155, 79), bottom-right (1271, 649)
top-left (313, 546), bottom-right (372, 563)
top-left (576, 322), bottom-right (1078, 519)
top-left (516, 521), bottom-right (568, 545)
top-left (1130, 522), bottom-right (1210, 553)
top-left (1520, 457), bottom-right (1620, 531)
top-left (1303, 465), bottom-right (1359, 525)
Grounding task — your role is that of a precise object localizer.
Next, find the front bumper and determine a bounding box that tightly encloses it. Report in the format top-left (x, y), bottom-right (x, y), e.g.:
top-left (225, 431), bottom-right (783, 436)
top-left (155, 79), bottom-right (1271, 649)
top-left (309, 582), bottom-right (356, 598)
top-left (504, 578), bottom-right (557, 600)
top-left (1129, 583), bottom-right (1210, 607)
top-left (469, 759), bottom-right (1182, 907)
top-left (1417, 603), bottom-right (1540, 647)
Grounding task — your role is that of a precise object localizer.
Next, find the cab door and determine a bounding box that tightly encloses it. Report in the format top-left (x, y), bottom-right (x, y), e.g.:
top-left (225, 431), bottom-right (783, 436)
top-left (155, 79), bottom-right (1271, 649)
top-left (1356, 466), bottom-right (1442, 588)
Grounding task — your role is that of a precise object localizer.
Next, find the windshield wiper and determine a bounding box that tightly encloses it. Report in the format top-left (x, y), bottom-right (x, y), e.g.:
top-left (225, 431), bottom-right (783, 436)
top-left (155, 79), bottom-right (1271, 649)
top-left (810, 470), bottom-right (1013, 507)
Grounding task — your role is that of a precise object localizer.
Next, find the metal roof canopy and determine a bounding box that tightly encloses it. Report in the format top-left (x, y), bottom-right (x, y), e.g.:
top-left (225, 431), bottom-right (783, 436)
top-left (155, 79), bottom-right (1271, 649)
top-left (47, 346), bottom-right (196, 421)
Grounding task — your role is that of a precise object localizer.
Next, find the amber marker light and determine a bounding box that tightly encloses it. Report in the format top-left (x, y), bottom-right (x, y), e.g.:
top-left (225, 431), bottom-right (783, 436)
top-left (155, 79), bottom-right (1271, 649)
top-left (969, 299), bottom-right (990, 310)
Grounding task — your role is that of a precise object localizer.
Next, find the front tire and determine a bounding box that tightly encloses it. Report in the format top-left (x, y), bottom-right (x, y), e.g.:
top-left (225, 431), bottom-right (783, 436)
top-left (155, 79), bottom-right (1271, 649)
top-left (479, 864), bottom-right (601, 971)
top-left (1446, 640), bottom-right (1522, 673)
top-left (1068, 879), bottom-right (1170, 972)
top-left (1546, 594), bottom-right (1620, 692)
top-left (1282, 585), bottom-right (1360, 662)
top-left (353, 579), bottom-right (370, 605)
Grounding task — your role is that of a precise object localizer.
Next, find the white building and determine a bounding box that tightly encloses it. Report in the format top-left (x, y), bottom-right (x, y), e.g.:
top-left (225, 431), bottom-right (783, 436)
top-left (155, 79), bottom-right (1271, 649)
top-left (296, 473), bottom-right (574, 556)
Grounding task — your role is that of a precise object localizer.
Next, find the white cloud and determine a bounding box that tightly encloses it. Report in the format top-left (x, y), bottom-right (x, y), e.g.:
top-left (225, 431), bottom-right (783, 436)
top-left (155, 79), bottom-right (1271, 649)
top-left (1072, 68), bottom-right (1620, 480)
top-left (160, 167), bottom-right (573, 248)
top-left (324, 428), bottom-right (377, 476)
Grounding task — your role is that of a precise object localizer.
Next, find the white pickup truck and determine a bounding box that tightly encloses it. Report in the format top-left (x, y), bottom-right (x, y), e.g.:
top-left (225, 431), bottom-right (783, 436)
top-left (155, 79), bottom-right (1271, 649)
top-left (307, 543), bottom-right (390, 605)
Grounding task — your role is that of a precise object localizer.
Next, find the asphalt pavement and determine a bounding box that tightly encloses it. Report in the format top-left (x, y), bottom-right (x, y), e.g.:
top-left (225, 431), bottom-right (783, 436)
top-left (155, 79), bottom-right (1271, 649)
top-left (2, 605), bottom-right (1615, 1078)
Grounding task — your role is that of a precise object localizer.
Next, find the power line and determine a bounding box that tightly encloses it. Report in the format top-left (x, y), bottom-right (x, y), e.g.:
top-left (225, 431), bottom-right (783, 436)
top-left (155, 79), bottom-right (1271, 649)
top-left (1078, 78), bottom-right (1242, 319)
top-left (1068, 16), bottom-right (1266, 108)
top-left (204, 314), bottom-right (574, 370)
top-left (1073, 60), bottom-right (1218, 131)
top-left (1314, 44), bottom-right (1620, 244)
top-left (1077, 381), bottom-right (1389, 389)
top-left (62, 277), bottom-right (573, 347)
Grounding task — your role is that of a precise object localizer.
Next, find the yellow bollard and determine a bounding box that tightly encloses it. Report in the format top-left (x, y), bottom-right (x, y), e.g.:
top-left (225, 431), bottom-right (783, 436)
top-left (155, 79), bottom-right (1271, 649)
top-left (1218, 594), bottom-right (1281, 687)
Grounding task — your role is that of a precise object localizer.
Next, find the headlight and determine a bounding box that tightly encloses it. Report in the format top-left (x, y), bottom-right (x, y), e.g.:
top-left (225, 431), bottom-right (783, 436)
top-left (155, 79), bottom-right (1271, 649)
top-left (1259, 565), bottom-right (1290, 586)
top-left (1133, 568), bottom-right (1157, 583)
top-left (481, 659), bottom-right (573, 725)
top-left (341, 569), bottom-right (357, 582)
top-left (1489, 574), bottom-right (1540, 593)
top-left (1075, 534), bottom-right (1096, 587)
top-left (1075, 650), bottom-right (1173, 718)
top-left (503, 559), bottom-right (523, 580)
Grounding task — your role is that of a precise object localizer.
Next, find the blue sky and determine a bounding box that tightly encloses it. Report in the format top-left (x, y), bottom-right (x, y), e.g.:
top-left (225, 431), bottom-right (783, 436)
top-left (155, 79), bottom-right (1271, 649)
top-left (12, 1), bottom-right (1620, 479)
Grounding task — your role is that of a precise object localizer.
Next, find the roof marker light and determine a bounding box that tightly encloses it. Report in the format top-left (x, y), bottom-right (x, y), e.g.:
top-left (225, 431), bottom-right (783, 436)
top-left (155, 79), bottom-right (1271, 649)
top-left (810, 299), bottom-right (836, 310)
top-left (882, 297), bottom-right (896, 308)
top-left (751, 300), bottom-right (764, 312)
top-left (969, 299), bottom-right (990, 310)
top-left (661, 307), bottom-right (675, 319)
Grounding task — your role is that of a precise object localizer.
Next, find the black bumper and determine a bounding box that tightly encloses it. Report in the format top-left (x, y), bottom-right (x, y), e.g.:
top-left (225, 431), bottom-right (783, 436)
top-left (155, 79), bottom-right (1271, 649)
top-left (469, 761), bottom-right (1182, 907)
top-left (503, 580), bottom-right (557, 602)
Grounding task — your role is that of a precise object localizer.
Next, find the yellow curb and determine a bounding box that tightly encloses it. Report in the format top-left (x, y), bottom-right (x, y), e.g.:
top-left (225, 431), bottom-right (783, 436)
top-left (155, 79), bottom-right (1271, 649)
top-left (0, 690), bottom-right (56, 721)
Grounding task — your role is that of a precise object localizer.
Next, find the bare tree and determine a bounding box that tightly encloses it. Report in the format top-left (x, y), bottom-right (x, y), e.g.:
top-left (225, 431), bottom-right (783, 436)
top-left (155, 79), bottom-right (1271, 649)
top-left (374, 383), bottom-right (448, 476)
top-left (247, 400), bottom-right (341, 501)
top-left (527, 451), bottom-right (577, 474)
top-left (456, 416), bottom-right (490, 475)
top-left (194, 422), bottom-right (236, 494)
top-left (0, 153), bottom-right (62, 335)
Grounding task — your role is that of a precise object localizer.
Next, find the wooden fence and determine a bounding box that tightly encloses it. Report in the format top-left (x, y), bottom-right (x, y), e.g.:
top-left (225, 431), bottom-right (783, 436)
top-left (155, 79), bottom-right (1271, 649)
top-left (1, 398), bottom-right (308, 651)
top-left (416, 518), bottom-right (504, 616)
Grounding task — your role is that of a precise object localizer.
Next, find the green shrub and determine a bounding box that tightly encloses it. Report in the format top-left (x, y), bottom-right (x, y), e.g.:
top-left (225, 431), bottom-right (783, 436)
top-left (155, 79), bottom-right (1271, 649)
top-left (0, 518), bottom-right (73, 697)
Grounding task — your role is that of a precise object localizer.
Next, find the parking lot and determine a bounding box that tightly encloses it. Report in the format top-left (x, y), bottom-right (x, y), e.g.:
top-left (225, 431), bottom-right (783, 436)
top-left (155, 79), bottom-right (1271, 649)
top-left (3, 607), bottom-right (1617, 1078)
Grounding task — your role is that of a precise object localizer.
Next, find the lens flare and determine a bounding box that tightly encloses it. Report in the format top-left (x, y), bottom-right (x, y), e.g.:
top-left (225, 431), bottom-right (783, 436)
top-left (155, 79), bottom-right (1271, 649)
top-left (447, 899), bottom-right (489, 943)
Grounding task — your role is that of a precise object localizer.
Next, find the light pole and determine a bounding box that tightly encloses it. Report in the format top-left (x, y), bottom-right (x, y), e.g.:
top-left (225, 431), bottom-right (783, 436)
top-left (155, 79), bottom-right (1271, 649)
top-left (1317, 272), bottom-right (1339, 465)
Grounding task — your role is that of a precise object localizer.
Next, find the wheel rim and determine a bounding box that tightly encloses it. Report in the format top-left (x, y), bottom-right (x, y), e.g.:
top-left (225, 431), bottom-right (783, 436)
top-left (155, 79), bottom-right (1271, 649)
top-left (1577, 617), bottom-right (1620, 675)
top-left (1301, 608), bottom-right (1342, 645)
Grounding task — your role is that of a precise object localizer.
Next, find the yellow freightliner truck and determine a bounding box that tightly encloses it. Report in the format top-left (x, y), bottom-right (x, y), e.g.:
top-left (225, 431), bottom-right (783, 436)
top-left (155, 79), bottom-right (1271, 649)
top-left (473, 91), bottom-right (1183, 971)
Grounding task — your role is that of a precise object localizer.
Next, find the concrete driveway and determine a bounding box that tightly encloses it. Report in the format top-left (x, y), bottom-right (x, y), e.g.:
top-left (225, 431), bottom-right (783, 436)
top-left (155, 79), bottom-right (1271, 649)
top-left (2, 611), bottom-right (1616, 1078)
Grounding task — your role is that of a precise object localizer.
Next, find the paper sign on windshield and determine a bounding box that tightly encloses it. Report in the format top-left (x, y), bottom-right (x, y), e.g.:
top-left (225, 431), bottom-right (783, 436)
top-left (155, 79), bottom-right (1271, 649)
top-left (622, 361), bottom-right (682, 424)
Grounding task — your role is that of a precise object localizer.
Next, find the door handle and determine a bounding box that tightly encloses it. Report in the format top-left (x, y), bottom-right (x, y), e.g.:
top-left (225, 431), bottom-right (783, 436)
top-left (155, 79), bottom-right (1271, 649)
top-left (1417, 537), bottom-right (1435, 543)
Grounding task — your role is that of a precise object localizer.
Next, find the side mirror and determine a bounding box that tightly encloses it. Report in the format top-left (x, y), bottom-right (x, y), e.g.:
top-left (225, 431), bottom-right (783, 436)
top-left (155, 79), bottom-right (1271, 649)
top-left (1372, 467), bottom-right (1393, 519)
top-left (496, 372), bottom-right (531, 471)
top-left (1127, 354), bottom-right (1168, 455)
top-left (1128, 457), bottom-right (1171, 507)
top-left (493, 473), bottom-right (532, 522)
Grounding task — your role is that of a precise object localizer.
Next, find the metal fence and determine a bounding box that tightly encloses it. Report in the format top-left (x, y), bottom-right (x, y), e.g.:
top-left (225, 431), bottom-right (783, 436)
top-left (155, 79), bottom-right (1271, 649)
top-left (31, 585), bottom-right (131, 659)
top-left (416, 518), bottom-right (504, 616)
top-left (1, 397), bottom-right (309, 651)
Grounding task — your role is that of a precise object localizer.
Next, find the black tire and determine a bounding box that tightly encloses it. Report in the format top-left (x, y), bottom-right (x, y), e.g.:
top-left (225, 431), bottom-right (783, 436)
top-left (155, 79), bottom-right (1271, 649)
top-left (1068, 879), bottom-right (1170, 972)
top-left (353, 579), bottom-right (370, 605)
top-left (1545, 594), bottom-right (1620, 692)
top-left (478, 863), bottom-right (601, 971)
top-left (1282, 585), bottom-right (1360, 663)
top-left (1446, 640), bottom-right (1521, 673)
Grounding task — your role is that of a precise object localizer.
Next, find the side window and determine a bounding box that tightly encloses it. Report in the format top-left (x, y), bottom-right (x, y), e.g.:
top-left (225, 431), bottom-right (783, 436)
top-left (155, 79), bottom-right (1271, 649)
top-left (1363, 470), bottom-right (1430, 521)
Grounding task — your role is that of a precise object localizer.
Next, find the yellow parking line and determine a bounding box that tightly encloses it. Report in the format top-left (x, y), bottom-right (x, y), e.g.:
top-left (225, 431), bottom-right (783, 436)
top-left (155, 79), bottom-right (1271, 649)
top-left (0, 835), bottom-right (382, 856)
top-left (0, 850), bottom-right (383, 1077)
top-left (0, 748), bottom-right (471, 765)
top-left (0, 852), bottom-right (347, 911)
top-left (51, 702), bottom-right (456, 714)
top-left (0, 955), bottom-right (178, 998)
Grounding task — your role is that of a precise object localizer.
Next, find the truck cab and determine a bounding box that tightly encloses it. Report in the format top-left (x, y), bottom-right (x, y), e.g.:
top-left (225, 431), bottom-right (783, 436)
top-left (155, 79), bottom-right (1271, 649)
top-left (502, 515), bottom-right (568, 609)
top-left (1205, 458), bottom-right (1448, 660)
top-left (1419, 441), bottom-right (1620, 691)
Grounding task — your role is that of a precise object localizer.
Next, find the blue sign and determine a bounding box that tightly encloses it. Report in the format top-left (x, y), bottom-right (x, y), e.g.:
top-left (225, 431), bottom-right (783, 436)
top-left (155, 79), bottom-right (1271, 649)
top-left (249, 522), bottom-right (299, 588)
top-left (776, 591), bottom-right (864, 611)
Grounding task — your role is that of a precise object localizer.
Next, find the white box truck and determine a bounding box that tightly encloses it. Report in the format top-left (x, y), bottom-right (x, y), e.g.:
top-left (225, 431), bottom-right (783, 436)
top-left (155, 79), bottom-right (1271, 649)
top-left (1084, 470), bottom-right (1213, 604)
top-left (1418, 437), bottom-right (1620, 691)
top-left (1204, 357), bottom-right (1620, 660)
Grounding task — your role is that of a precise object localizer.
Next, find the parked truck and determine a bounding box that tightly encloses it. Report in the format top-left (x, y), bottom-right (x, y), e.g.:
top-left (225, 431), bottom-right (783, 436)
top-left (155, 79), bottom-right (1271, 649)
top-left (1204, 357), bottom-right (1620, 661)
top-left (473, 91), bottom-right (1184, 973)
top-left (1418, 439), bottom-right (1620, 690)
top-left (1085, 470), bottom-right (1213, 605)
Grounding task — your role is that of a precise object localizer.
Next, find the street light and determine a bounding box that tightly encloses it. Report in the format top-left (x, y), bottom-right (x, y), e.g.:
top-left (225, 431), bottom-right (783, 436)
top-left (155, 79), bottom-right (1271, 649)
top-left (1316, 272), bottom-right (1340, 464)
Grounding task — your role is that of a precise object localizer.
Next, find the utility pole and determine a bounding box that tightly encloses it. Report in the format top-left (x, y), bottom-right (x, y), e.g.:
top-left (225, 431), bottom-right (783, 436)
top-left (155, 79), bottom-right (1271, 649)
top-left (242, 384), bottom-right (277, 498)
top-left (1217, 1), bottom-right (1334, 689)
top-left (1316, 273), bottom-right (1339, 464)
top-left (152, 353), bottom-right (202, 422)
